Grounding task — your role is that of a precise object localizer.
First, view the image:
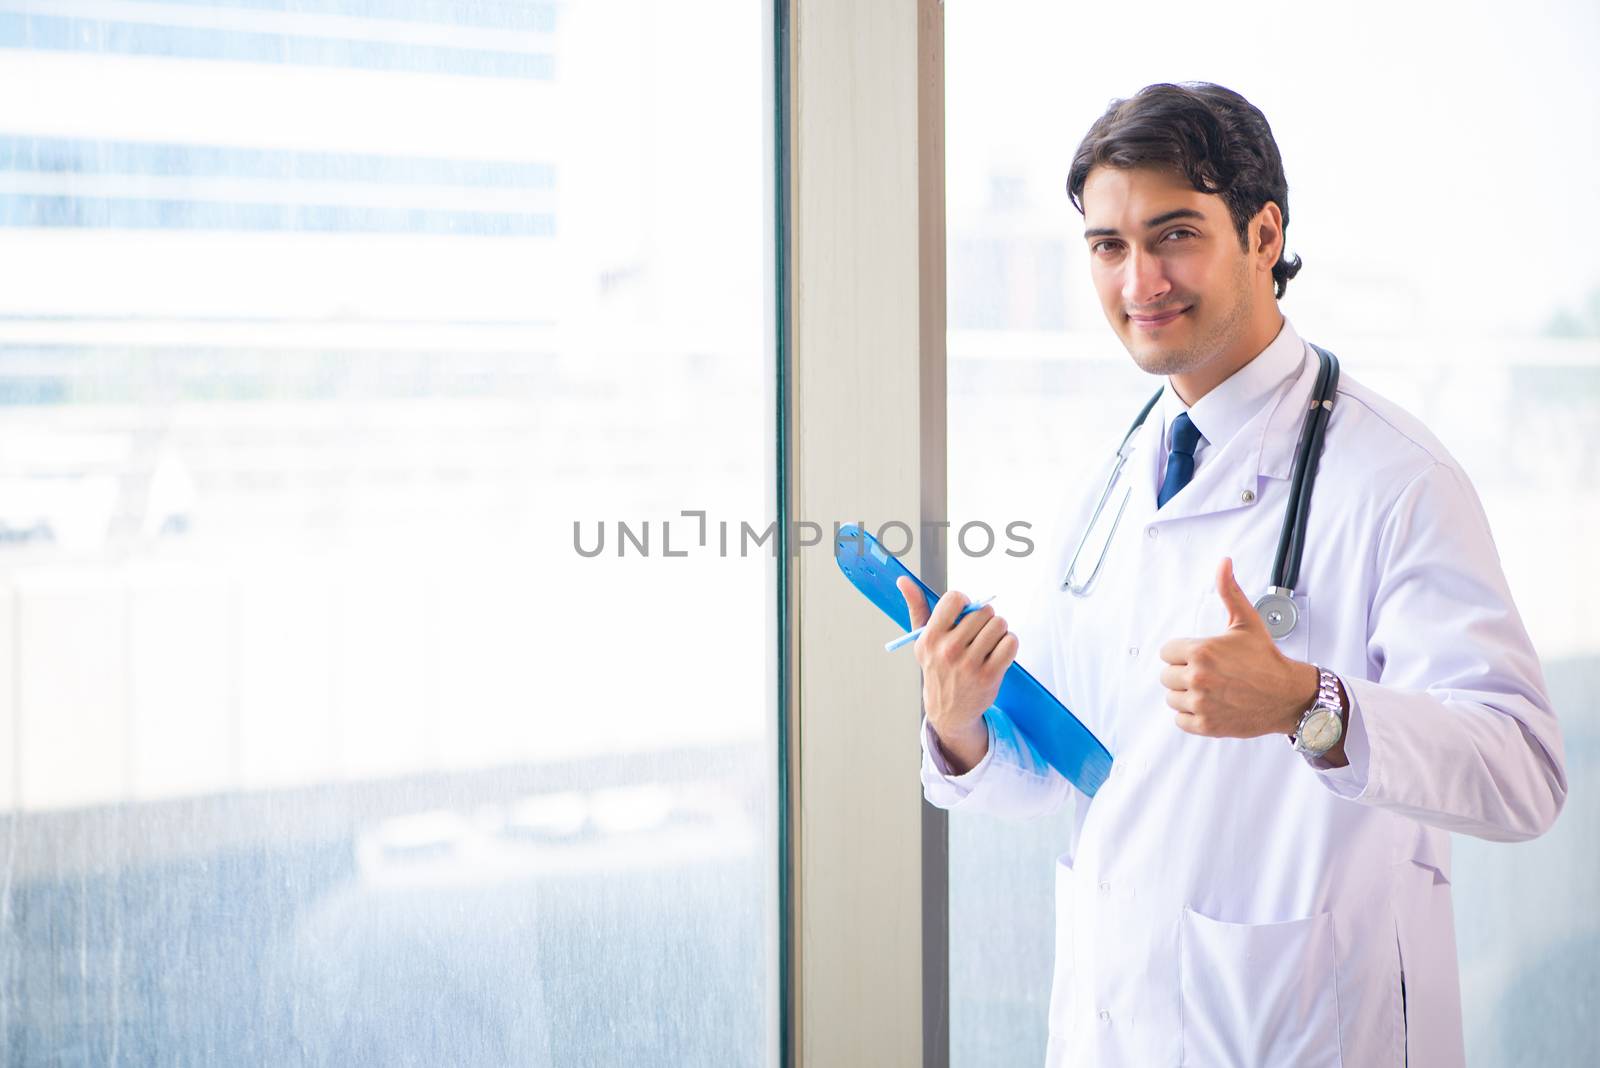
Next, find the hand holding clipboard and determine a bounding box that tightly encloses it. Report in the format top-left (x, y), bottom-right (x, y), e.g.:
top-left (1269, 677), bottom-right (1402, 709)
top-left (834, 524), bottom-right (1113, 797)
top-left (893, 581), bottom-right (1012, 776)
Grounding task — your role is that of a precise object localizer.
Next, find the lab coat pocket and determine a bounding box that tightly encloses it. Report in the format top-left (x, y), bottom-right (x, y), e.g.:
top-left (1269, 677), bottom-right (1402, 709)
top-left (1045, 851), bottom-right (1077, 1038)
top-left (1179, 906), bottom-right (1342, 1068)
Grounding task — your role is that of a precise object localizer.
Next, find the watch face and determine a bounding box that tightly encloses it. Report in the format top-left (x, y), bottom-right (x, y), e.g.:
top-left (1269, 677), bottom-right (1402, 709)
top-left (1301, 708), bottom-right (1342, 752)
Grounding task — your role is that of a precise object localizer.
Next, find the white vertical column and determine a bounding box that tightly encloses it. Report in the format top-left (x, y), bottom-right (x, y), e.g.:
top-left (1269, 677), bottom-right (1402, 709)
top-left (0, 587), bottom-right (16, 810)
top-left (127, 566), bottom-right (234, 800)
top-left (787, 1), bottom-right (946, 1064)
top-left (17, 574), bottom-right (130, 810)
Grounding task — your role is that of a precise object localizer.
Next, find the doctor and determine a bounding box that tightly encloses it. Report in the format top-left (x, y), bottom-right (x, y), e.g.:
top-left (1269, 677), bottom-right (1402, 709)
top-left (900, 82), bottom-right (1566, 1067)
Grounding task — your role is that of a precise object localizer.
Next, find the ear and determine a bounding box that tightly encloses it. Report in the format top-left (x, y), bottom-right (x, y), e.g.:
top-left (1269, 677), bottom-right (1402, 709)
top-left (1252, 202), bottom-right (1285, 274)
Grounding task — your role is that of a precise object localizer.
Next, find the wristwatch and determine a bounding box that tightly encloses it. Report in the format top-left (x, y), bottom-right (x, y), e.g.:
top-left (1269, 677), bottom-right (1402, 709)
top-left (1290, 666), bottom-right (1345, 756)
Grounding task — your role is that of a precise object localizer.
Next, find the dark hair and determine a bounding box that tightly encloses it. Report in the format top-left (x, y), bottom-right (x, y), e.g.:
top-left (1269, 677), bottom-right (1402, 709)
top-left (1067, 82), bottom-right (1303, 299)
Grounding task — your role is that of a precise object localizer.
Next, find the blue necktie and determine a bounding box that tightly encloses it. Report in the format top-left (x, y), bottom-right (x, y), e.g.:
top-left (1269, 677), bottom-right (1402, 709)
top-left (1158, 412), bottom-right (1202, 508)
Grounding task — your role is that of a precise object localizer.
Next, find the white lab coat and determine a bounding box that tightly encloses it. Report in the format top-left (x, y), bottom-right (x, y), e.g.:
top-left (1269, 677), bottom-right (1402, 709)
top-left (921, 318), bottom-right (1566, 1067)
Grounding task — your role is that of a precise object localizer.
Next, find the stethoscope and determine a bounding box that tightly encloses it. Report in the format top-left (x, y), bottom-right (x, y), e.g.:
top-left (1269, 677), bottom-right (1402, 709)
top-left (1061, 345), bottom-right (1340, 640)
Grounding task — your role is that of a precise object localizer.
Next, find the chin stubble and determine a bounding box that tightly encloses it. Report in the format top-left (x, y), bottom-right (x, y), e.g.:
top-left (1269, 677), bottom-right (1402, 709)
top-left (1129, 262), bottom-right (1253, 376)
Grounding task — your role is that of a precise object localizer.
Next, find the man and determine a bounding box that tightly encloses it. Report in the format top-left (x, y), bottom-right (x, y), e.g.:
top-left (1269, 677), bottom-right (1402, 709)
top-left (899, 82), bottom-right (1566, 1067)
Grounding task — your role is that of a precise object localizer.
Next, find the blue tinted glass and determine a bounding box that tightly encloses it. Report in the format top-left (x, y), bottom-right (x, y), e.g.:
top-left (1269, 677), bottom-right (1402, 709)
top-left (0, 13), bottom-right (554, 79)
top-left (0, 1), bottom-right (777, 1064)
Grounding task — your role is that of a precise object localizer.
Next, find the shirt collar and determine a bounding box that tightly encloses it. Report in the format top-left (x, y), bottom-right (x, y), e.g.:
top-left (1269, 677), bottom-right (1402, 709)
top-left (1159, 316), bottom-right (1305, 454)
top-left (1133, 315), bottom-right (1320, 522)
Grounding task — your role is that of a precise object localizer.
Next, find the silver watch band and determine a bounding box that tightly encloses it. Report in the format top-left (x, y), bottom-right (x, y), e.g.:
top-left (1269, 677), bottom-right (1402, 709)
top-left (1291, 666), bottom-right (1344, 755)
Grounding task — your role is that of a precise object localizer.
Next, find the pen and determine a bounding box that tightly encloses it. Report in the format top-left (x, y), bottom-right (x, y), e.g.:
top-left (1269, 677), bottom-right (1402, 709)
top-left (884, 594), bottom-right (996, 652)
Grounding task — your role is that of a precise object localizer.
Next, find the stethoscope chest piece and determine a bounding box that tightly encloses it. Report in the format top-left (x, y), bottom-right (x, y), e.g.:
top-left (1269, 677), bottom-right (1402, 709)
top-left (1254, 586), bottom-right (1299, 640)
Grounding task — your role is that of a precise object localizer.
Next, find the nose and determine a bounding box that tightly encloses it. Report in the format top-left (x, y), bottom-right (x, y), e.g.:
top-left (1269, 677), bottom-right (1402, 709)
top-left (1121, 245), bottom-right (1171, 309)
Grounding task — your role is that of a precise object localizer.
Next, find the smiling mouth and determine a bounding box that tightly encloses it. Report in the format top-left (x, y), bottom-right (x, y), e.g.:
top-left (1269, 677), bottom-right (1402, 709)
top-left (1129, 306), bottom-right (1190, 328)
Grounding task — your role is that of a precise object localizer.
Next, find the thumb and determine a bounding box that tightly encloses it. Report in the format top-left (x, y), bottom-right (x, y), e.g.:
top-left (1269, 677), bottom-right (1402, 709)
top-left (1217, 557), bottom-right (1263, 632)
top-left (897, 576), bottom-right (931, 628)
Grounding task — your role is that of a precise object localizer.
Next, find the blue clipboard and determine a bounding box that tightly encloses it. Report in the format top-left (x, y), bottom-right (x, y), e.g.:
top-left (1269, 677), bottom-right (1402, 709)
top-left (834, 524), bottom-right (1113, 797)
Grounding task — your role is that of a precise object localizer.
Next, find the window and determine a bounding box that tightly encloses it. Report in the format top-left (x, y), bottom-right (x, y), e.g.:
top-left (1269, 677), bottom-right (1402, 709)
top-left (0, 2), bottom-right (779, 1062)
top-left (944, 1), bottom-right (1599, 1063)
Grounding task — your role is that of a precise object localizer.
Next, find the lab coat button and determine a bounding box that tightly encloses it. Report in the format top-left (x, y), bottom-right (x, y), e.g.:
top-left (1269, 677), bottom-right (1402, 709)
top-left (1241, 488), bottom-right (1256, 503)
top-left (1146, 526), bottom-right (1159, 539)
top-left (1098, 881), bottom-right (1111, 896)
top-left (1098, 1009), bottom-right (1112, 1025)
top-left (1127, 646), bottom-right (1138, 657)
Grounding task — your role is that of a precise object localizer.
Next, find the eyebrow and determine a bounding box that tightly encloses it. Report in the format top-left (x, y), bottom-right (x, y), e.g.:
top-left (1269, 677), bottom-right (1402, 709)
top-left (1083, 208), bottom-right (1206, 240)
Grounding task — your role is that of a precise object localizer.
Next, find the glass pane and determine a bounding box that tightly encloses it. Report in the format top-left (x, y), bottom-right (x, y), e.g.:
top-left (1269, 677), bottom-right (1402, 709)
top-left (944, 2), bottom-right (1598, 1064)
top-left (0, 2), bottom-right (778, 1064)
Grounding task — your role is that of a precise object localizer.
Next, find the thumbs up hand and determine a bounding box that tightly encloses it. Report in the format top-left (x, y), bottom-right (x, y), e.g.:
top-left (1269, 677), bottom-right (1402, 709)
top-left (1157, 558), bottom-right (1321, 739)
top-left (1216, 556), bottom-right (1270, 635)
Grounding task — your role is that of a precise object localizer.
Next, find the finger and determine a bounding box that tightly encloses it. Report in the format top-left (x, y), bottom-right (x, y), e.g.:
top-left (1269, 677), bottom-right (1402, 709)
top-left (984, 631), bottom-right (1020, 673)
top-left (927, 589), bottom-right (971, 633)
top-left (896, 576), bottom-right (931, 629)
top-left (967, 613), bottom-right (1010, 662)
top-left (1159, 637), bottom-right (1197, 665)
top-left (1173, 710), bottom-right (1204, 735)
top-left (1165, 688), bottom-right (1195, 714)
top-left (951, 604), bottom-right (997, 645)
top-left (1217, 557), bottom-right (1265, 633)
top-left (1159, 663), bottom-right (1189, 691)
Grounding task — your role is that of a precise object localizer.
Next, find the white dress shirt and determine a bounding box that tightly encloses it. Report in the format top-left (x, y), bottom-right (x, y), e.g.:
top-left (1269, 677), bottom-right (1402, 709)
top-left (921, 317), bottom-right (1566, 1067)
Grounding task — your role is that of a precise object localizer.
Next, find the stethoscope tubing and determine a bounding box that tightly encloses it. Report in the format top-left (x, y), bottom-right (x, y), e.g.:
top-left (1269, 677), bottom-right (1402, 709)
top-left (1272, 346), bottom-right (1340, 592)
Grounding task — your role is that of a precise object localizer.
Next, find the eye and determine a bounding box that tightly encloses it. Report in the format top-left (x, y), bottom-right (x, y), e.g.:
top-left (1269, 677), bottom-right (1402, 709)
top-left (1091, 240), bottom-right (1122, 255)
top-left (1164, 228), bottom-right (1197, 242)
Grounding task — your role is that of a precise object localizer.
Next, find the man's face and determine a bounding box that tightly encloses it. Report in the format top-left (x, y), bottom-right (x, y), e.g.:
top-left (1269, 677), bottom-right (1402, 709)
top-left (1080, 165), bottom-right (1262, 377)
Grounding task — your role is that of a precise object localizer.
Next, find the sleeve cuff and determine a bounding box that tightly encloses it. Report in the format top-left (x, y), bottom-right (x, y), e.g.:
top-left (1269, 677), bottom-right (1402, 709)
top-left (922, 712), bottom-right (998, 786)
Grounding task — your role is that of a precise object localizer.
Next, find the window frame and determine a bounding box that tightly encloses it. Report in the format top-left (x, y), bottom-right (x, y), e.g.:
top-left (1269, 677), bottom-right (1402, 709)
top-left (780, 2), bottom-right (948, 1065)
